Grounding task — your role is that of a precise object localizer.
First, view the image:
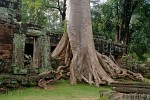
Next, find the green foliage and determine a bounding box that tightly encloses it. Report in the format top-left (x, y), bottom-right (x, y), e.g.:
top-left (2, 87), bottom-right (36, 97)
top-left (91, 0), bottom-right (150, 61)
top-left (91, 3), bottom-right (115, 40)
top-left (129, 1), bottom-right (150, 60)
top-left (21, 0), bottom-right (47, 26)
top-left (21, 0), bottom-right (64, 32)
top-left (121, 54), bottom-right (150, 75)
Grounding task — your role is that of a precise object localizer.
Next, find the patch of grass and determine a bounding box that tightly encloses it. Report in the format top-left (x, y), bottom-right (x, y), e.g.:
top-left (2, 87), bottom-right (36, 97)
top-left (0, 80), bottom-right (111, 100)
top-left (143, 78), bottom-right (150, 83)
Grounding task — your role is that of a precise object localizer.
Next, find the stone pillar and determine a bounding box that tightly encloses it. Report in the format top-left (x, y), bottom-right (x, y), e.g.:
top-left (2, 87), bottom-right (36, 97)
top-left (13, 33), bottom-right (26, 68)
top-left (38, 32), bottom-right (51, 73)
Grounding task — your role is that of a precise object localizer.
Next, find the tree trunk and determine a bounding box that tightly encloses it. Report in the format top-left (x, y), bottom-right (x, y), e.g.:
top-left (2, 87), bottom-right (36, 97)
top-left (118, 0), bottom-right (139, 45)
top-left (61, 0), bottom-right (66, 21)
top-left (52, 0), bottom-right (144, 86)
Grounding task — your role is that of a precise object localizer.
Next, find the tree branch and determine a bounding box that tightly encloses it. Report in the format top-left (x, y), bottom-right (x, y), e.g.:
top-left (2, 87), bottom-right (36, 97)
top-left (57, 0), bottom-right (63, 15)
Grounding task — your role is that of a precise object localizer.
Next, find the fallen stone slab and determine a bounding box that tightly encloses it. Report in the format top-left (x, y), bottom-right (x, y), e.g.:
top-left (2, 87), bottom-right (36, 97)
top-left (100, 91), bottom-right (150, 100)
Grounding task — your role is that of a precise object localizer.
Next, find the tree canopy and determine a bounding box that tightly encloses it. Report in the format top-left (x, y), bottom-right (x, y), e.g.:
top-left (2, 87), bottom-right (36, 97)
top-left (91, 0), bottom-right (150, 60)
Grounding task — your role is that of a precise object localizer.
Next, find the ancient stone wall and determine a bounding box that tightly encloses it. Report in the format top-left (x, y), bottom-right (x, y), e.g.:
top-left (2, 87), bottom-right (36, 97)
top-left (0, 0), bottom-right (21, 72)
top-left (0, 22), bottom-right (13, 60)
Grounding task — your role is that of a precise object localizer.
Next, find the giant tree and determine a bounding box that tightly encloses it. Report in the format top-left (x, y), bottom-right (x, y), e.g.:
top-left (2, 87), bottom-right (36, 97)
top-left (52, 0), bottom-right (143, 86)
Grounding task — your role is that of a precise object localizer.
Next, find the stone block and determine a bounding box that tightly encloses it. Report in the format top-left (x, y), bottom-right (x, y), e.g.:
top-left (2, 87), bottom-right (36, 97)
top-left (0, 88), bottom-right (8, 94)
top-left (0, 56), bottom-right (3, 59)
top-left (2, 53), bottom-right (12, 59)
top-left (100, 92), bottom-right (150, 100)
top-left (0, 50), bottom-right (6, 55)
top-left (4, 26), bottom-right (13, 35)
top-left (0, 45), bottom-right (2, 50)
top-left (2, 44), bottom-right (12, 50)
top-left (147, 58), bottom-right (150, 67)
top-left (0, 26), bottom-right (4, 33)
top-left (13, 67), bottom-right (27, 75)
top-left (0, 29), bottom-right (4, 36)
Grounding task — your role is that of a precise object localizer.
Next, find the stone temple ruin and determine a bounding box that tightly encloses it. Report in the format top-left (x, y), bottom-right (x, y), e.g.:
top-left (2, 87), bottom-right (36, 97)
top-left (0, 0), bottom-right (128, 91)
top-left (1, 1), bottom-right (150, 99)
top-left (0, 0), bottom-right (52, 90)
top-left (13, 23), bottom-right (51, 74)
top-left (0, 0), bottom-right (126, 74)
top-left (0, 0), bottom-right (51, 75)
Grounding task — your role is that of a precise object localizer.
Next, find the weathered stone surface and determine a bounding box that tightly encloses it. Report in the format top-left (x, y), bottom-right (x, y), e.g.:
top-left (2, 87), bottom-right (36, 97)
top-left (0, 88), bottom-right (8, 94)
top-left (0, 23), bottom-right (13, 61)
top-left (49, 33), bottom-right (126, 57)
top-left (147, 58), bottom-right (150, 67)
top-left (0, 74), bottom-right (40, 90)
top-left (12, 33), bottom-right (25, 68)
top-left (13, 66), bottom-right (27, 75)
top-left (100, 92), bottom-right (150, 100)
top-left (2, 44), bottom-right (12, 50)
top-left (0, 0), bottom-right (21, 74)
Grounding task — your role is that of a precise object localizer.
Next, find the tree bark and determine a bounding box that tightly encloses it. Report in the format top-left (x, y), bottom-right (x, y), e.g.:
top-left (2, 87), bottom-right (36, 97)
top-left (52, 0), bottom-right (144, 86)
